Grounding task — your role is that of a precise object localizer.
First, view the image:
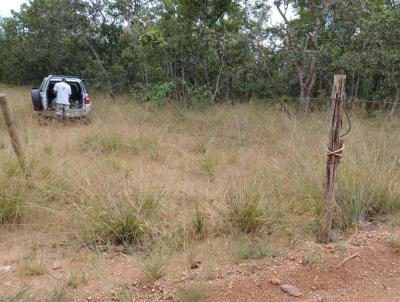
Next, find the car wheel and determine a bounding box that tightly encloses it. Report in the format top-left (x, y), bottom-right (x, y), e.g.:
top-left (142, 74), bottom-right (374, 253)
top-left (31, 89), bottom-right (43, 111)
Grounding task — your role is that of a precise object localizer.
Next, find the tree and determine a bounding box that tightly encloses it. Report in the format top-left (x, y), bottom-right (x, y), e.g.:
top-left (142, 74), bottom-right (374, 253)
top-left (274, 0), bottom-right (338, 115)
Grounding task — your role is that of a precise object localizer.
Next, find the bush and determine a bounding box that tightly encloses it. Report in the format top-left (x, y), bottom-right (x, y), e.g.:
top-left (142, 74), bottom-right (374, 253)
top-left (142, 82), bottom-right (176, 108)
top-left (184, 85), bottom-right (213, 111)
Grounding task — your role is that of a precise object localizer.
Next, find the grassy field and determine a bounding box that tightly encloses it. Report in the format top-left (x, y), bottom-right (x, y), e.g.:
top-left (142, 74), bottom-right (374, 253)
top-left (1, 84), bottom-right (400, 300)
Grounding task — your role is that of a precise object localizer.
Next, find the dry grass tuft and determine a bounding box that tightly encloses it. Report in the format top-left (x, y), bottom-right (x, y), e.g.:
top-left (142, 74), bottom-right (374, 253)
top-left (66, 270), bottom-right (88, 288)
top-left (79, 189), bottom-right (164, 249)
top-left (21, 255), bottom-right (48, 276)
top-left (389, 236), bottom-right (400, 252)
top-left (224, 189), bottom-right (267, 234)
top-left (144, 253), bottom-right (168, 280)
top-left (233, 239), bottom-right (277, 262)
top-left (177, 282), bottom-right (207, 302)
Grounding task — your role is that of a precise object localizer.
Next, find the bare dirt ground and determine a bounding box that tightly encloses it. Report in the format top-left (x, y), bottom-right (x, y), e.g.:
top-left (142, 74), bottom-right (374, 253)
top-left (1, 223), bottom-right (399, 301)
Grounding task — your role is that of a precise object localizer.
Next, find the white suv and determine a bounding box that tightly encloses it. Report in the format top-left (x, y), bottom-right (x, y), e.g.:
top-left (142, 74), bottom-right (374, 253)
top-left (31, 75), bottom-right (92, 123)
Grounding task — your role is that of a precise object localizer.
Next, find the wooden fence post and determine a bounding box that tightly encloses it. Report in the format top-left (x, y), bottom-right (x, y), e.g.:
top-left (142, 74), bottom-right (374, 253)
top-left (319, 75), bottom-right (346, 244)
top-left (0, 94), bottom-right (26, 171)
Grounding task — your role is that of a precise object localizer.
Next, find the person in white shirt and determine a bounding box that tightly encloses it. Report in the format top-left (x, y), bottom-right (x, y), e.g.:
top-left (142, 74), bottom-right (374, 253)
top-left (53, 79), bottom-right (71, 117)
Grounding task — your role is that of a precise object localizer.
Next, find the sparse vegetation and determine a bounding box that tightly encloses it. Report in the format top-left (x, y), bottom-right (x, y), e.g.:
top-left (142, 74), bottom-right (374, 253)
top-left (0, 286), bottom-right (66, 302)
top-left (80, 132), bottom-right (126, 154)
top-left (0, 196), bottom-right (23, 225)
top-left (185, 247), bottom-right (199, 270)
top-left (144, 254), bottom-right (167, 280)
top-left (191, 206), bottom-right (206, 239)
top-left (224, 190), bottom-right (267, 234)
top-left (200, 153), bottom-right (218, 181)
top-left (42, 285), bottom-right (66, 302)
top-left (389, 237), bottom-right (400, 252)
top-left (20, 252), bottom-right (48, 276)
top-left (233, 239), bottom-right (277, 262)
top-left (66, 270), bottom-right (88, 289)
top-left (0, 289), bottom-right (28, 302)
top-left (177, 283), bottom-right (207, 302)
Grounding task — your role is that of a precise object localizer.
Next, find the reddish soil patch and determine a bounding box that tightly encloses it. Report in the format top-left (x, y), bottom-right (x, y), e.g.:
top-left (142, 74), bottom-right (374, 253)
top-left (206, 226), bottom-right (400, 302)
top-left (0, 224), bottom-right (399, 301)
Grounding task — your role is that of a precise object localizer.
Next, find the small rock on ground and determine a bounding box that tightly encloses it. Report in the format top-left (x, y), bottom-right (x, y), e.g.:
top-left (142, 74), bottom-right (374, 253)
top-left (280, 284), bottom-right (302, 297)
top-left (269, 278), bottom-right (281, 285)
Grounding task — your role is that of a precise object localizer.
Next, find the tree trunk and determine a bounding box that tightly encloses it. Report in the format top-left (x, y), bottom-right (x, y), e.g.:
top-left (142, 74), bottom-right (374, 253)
top-left (85, 40), bottom-right (115, 100)
top-left (389, 87), bottom-right (400, 119)
top-left (299, 74), bottom-right (315, 116)
top-left (211, 64), bottom-right (223, 104)
top-left (354, 75), bottom-right (360, 99)
top-left (299, 84), bottom-right (308, 116)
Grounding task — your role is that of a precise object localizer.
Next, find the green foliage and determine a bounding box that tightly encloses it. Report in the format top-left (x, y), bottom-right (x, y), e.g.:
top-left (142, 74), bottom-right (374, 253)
top-left (0, 0), bottom-right (400, 104)
top-left (184, 86), bottom-right (213, 111)
top-left (142, 82), bottom-right (176, 108)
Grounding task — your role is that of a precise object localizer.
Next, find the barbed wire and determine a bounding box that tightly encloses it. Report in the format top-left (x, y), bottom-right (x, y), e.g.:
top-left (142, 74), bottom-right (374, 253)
top-left (256, 96), bottom-right (396, 105)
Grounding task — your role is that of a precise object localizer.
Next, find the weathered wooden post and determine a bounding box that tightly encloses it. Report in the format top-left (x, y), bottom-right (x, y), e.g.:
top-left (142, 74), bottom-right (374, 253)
top-left (0, 94), bottom-right (26, 171)
top-left (319, 75), bottom-right (346, 244)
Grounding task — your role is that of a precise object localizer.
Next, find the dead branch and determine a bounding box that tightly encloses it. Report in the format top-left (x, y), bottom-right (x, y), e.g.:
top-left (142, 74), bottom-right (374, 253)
top-left (336, 253), bottom-right (360, 269)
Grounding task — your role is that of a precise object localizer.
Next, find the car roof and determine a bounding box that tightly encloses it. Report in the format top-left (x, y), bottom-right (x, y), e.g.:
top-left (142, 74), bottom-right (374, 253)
top-left (49, 75), bottom-right (82, 81)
